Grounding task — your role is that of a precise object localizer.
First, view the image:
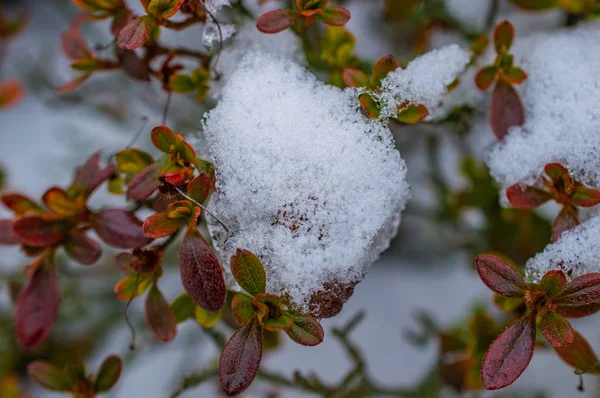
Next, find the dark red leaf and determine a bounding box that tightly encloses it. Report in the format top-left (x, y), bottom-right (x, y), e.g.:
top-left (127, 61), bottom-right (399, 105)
top-left (15, 257), bottom-right (61, 350)
top-left (556, 303), bottom-right (600, 318)
top-left (145, 283), bottom-right (177, 342)
top-left (539, 312), bottom-right (574, 347)
top-left (12, 216), bottom-right (68, 247)
top-left (572, 186), bottom-right (600, 207)
top-left (506, 184), bottom-right (550, 209)
top-left (256, 9), bottom-right (298, 34)
top-left (117, 16), bottom-right (156, 50)
top-left (558, 273), bottom-right (600, 306)
top-left (70, 152), bottom-right (115, 197)
top-left (93, 209), bottom-right (153, 249)
top-left (284, 312), bottom-right (324, 346)
top-left (551, 206), bottom-right (579, 243)
top-left (127, 164), bottom-right (160, 201)
top-left (319, 6), bottom-right (351, 26)
top-left (179, 230), bottom-right (226, 312)
top-left (116, 47), bottom-right (151, 82)
top-left (64, 229), bottom-right (102, 265)
top-left (230, 249), bottom-right (266, 296)
top-left (481, 315), bottom-right (536, 390)
top-left (553, 330), bottom-right (600, 373)
top-left (540, 270), bottom-right (567, 297)
top-left (474, 254), bottom-right (526, 298)
top-left (219, 319), bottom-right (263, 396)
top-left (0, 219), bottom-right (19, 244)
top-left (489, 80), bottom-right (525, 140)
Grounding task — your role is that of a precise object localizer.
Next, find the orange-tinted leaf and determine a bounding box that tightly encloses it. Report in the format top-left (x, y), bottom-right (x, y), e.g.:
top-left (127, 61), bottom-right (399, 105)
top-left (232, 294), bottom-right (256, 326)
top-left (179, 230), bottom-right (226, 312)
top-left (572, 186), bottom-right (600, 207)
top-left (558, 273), bottom-right (600, 306)
top-left (151, 125), bottom-right (177, 153)
top-left (115, 148), bottom-right (153, 175)
top-left (256, 9), bottom-right (298, 34)
top-left (94, 355), bottom-right (122, 393)
top-left (556, 302), bottom-right (600, 318)
top-left (359, 93), bottom-right (380, 119)
top-left (143, 212), bottom-right (184, 238)
top-left (230, 249), bottom-right (266, 296)
top-left (12, 216), bottom-right (68, 247)
top-left (64, 229), bottom-right (102, 265)
top-left (489, 80), bottom-right (524, 140)
top-left (481, 315), bottom-right (536, 390)
top-left (474, 253), bottom-right (526, 298)
top-left (15, 256), bottom-right (60, 350)
top-left (56, 73), bottom-right (91, 94)
top-left (93, 209), bottom-right (152, 249)
top-left (70, 152), bottom-right (115, 197)
top-left (396, 103), bottom-right (429, 124)
top-left (539, 312), bottom-right (574, 347)
top-left (506, 184), bottom-right (550, 209)
top-left (540, 270), bottom-right (567, 297)
top-left (475, 66), bottom-right (497, 91)
top-left (42, 187), bottom-right (85, 217)
top-left (503, 67), bottom-right (527, 85)
top-left (145, 283), bottom-right (177, 342)
top-left (319, 6), bottom-right (350, 26)
top-left (509, 0), bottom-right (558, 10)
top-left (117, 16), bottom-right (155, 50)
top-left (551, 206), bottom-right (579, 243)
top-left (147, 0), bottom-right (184, 18)
top-left (0, 80), bottom-right (24, 108)
top-left (27, 362), bottom-right (72, 391)
top-left (116, 47), bottom-right (151, 82)
top-left (60, 28), bottom-right (90, 60)
top-left (342, 68), bottom-right (369, 88)
top-left (553, 330), bottom-right (600, 373)
top-left (284, 312), bottom-right (324, 346)
top-left (187, 173), bottom-right (215, 204)
top-left (1, 193), bottom-right (42, 215)
top-left (0, 219), bottom-right (19, 244)
top-left (372, 54), bottom-right (399, 86)
top-left (114, 275), bottom-right (152, 301)
top-left (544, 163), bottom-right (574, 195)
top-left (127, 164), bottom-right (160, 201)
top-left (493, 21), bottom-right (514, 53)
top-left (219, 319), bottom-right (263, 396)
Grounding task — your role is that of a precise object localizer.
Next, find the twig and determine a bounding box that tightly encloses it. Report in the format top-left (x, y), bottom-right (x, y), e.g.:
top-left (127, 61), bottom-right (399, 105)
top-left (162, 90), bottom-right (172, 125)
top-left (124, 271), bottom-right (141, 351)
top-left (171, 185), bottom-right (230, 237)
top-left (199, 0), bottom-right (224, 75)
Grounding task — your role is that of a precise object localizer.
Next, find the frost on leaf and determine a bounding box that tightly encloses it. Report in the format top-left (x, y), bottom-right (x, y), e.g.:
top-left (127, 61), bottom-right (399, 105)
top-left (203, 52), bottom-right (410, 315)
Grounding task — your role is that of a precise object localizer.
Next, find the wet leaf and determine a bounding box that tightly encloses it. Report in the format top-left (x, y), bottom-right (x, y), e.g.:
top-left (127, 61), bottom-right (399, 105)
top-left (230, 249), bottom-right (266, 296)
top-left (145, 283), bottom-right (177, 342)
top-left (284, 312), bottom-right (324, 346)
top-left (256, 9), bottom-right (299, 34)
top-left (506, 184), bottom-right (550, 209)
top-left (94, 355), bottom-right (122, 393)
top-left (474, 254), bottom-right (526, 298)
top-left (93, 209), bottom-right (152, 249)
top-left (489, 80), bottom-right (524, 140)
top-left (544, 163), bottom-right (573, 194)
top-left (359, 93), bottom-right (380, 119)
top-left (118, 16), bottom-right (156, 50)
top-left (396, 103), bottom-right (429, 124)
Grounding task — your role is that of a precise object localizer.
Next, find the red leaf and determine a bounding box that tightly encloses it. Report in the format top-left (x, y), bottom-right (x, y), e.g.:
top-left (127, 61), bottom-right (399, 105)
top-left (539, 312), bottom-right (574, 347)
top-left (143, 213), bottom-right (183, 238)
top-left (93, 209), bottom-right (152, 249)
top-left (557, 273), bottom-right (600, 306)
top-left (284, 312), bottom-right (324, 346)
top-left (551, 206), bottom-right (579, 243)
top-left (481, 315), bottom-right (536, 390)
top-left (15, 257), bottom-right (60, 350)
top-left (12, 216), bottom-right (68, 247)
top-left (60, 28), bottom-right (90, 60)
top-left (556, 303), bottom-right (600, 318)
top-left (474, 254), bottom-right (526, 298)
top-left (506, 184), bottom-right (550, 209)
top-left (117, 16), bottom-right (156, 50)
top-left (493, 21), bottom-right (514, 52)
top-left (70, 152), bottom-right (115, 197)
top-left (0, 219), bottom-right (19, 244)
top-left (553, 330), bottom-right (600, 373)
top-left (116, 47), bottom-right (151, 82)
top-left (489, 80), bottom-right (525, 140)
top-left (475, 66), bottom-right (497, 91)
top-left (187, 173), bottom-right (215, 204)
top-left (1, 193), bottom-right (42, 215)
top-left (572, 186), bottom-right (600, 207)
top-left (127, 164), bottom-right (160, 201)
top-left (179, 230), bottom-right (226, 312)
top-left (219, 319), bottom-right (263, 396)
top-left (256, 9), bottom-right (299, 34)
top-left (64, 229), bottom-right (102, 265)
top-left (230, 249), bottom-right (267, 296)
top-left (319, 6), bottom-right (351, 26)
top-left (539, 270), bottom-right (567, 297)
top-left (145, 283), bottom-right (177, 342)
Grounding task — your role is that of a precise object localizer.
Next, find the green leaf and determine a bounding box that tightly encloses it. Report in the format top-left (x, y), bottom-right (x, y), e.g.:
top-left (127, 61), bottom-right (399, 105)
top-left (114, 274), bottom-right (153, 301)
top-left (539, 312), bottom-right (574, 347)
top-left (27, 361), bottom-right (72, 391)
top-left (71, 57), bottom-right (101, 72)
top-left (572, 186), bottom-right (600, 207)
top-left (169, 74), bottom-right (196, 93)
top-left (264, 314), bottom-right (293, 332)
top-left (151, 125), bottom-right (177, 153)
top-left (230, 249), bottom-right (267, 296)
top-left (147, 0), bottom-right (184, 18)
top-left (284, 312), bottom-right (324, 346)
top-left (319, 6), bottom-right (351, 26)
top-left (231, 294), bottom-right (256, 326)
top-left (115, 148), bottom-right (154, 174)
top-left (195, 305), bottom-right (223, 328)
top-left (94, 355), bottom-right (122, 393)
top-left (359, 92), bottom-right (380, 119)
top-left (502, 67), bottom-right (527, 85)
top-left (171, 293), bottom-right (196, 323)
top-left (396, 103), bottom-right (429, 124)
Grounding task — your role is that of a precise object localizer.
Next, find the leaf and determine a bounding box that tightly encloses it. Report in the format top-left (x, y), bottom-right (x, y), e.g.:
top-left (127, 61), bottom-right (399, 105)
top-left (71, 57), bottom-right (101, 72)
top-left (42, 187), bottom-right (86, 217)
top-left (572, 186), bottom-right (600, 207)
top-left (264, 314), bottom-right (293, 332)
top-left (70, 152), bottom-right (115, 197)
top-left (256, 9), bottom-right (299, 34)
top-left (117, 16), bottom-right (156, 50)
top-left (342, 68), bottom-right (369, 88)
top-left (319, 6), bottom-right (351, 26)
top-left (506, 184), bottom-right (550, 209)
top-left (151, 125), bottom-right (177, 153)
top-left (489, 80), bottom-right (525, 140)
top-left (179, 230), bottom-right (227, 312)
top-left (171, 293), bottom-right (196, 323)
top-left (502, 67), bottom-right (527, 85)
top-left (481, 315), bottom-right (536, 390)
top-left (0, 80), bottom-right (24, 108)
top-left (1, 193), bottom-right (42, 215)
top-left (0, 219), bottom-right (19, 244)
top-left (475, 66), bottom-right (497, 91)
top-left (115, 148), bottom-right (154, 175)
top-left (474, 254), bottom-right (526, 298)
top-left (509, 0), bottom-right (558, 10)
top-left (230, 249), bottom-right (267, 296)
top-left (15, 257), bottom-right (60, 350)
top-left (12, 216), bottom-right (68, 247)
top-left (540, 312), bottom-right (574, 347)
top-left (218, 319), bottom-right (263, 396)
top-left (147, 0), bottom-right (184, 18)
top-left (169, 74), bottom-right (196, 93)
top-left (553, 330), bottom-right (600, 373)
top-left (359, 93), bottom-right (380, 119)
top-left (114, 274), bottom-right (153, 301)
top-left (60, 28), bottom-right (90, 60)
top-left (145, 283), bottom-right (177, 342)
top-left (232, 294), bottom-right (256, 326)
top-left (544, 163), bottom-right (574, 194)
top-left (143, 213), bottom-right (184, 239)
top-left (187, 173), bottom-right (214, 204)
top-left (115, 46), bottom-right (151, 82)
top-left (557, 273), bottom-right (600, 306)
top-left (540, 270), bottom-right (567, 297)
top-left (371, 54), bottom-right (399, 86)
top-left (396, 103), bottom-right (429, 124)
top-left (195, 305), bottom-right (223, 329)
top-left (56, 73), bottom-right (91, 94)
top-left (494, 294), bottom-right (524, 312)
top-left (493, 21), bottom-right (514, 52)
top-left (27, 362), bottom-right (72, 391)
top-left (127, 164), bottom-right (160, 201)
top-left (551, 206), bottom-right (579, 243)
top-left (64, 229), bottom-right (103, 265)
top-left (93, 209), bottom-right (152, 249)
top-left (284, 312), bottom-right (324, 346)
top-left (111, 8), bottom-right (134, 36)
top-left (94, 355), bottom-right (122, 393)
top-left (556, 302), bottom-right (600, 318)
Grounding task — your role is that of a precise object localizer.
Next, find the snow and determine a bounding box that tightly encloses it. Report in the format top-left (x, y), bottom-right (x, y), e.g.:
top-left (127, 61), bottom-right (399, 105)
top-left (202, 0), bottom-right (231, 14)
top-left (202, 19), bottom-right (236, 50)
top-left (202, 52), bottom-right (410, 313)
top-left (486, 23), bottom-right (600, 190)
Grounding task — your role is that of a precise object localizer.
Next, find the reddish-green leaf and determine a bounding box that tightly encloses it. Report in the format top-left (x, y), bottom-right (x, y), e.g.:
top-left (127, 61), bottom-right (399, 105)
top-left (539, 312), bottom-right (574, 347)
top-left (489, 80), bottom-right (525, 140)
top-left (94, 355), bottom-right (122, 393)
top-left (493, 21), bottom-right (514, 53)
top-left (503, 67), bottom-right (527, 85)
top-left (27, 362), bottom-right (72, 391)
top-left (42, 187), bottom-right (85, 217)
top-left (264, 314), bottom-right (293, 332)
top-left (553, 330), bottom-right (600, 373)
top-left (147, 0), bottom-right (184, 18)
top-left (127, 164), bottom-right (160, 201)
top-left (342, 68), bottom-right (370, 88)
top-left (171, 293), bottom-right (196, 323)
top-left (572, 186), bottom-right (600, 207)
top-left (230, 249), bottom-right (267, 296)
top-left (232, 294), bottom-right (256, 326)
top-left (219, 319), bottom-right (263, 396)
top-left (256, 9), bottom-right (298, 34)
top-left (506, 184), bottom-right (550, 209)
top-left (475, 66), bottom-right (497, 91)
top-left (396, 103), bottom-right (429, 124)
top-left (12, 216), bottom-right (68, 247)
top-left (372, 54), bottom-right (399, 86)
top-left (359, 93), bottom-right (380, 119)
top-left (70, 152), bottom-right (115, 197)
top-left (114, 275), bottom-right (153, 301)
top-left (481, 315), bottom-right (536, 390)
top-left (474, 254), bottom-right (526, 298)
top-left (151, 125), bottom-right (177, 153)
top-left (2, 193), bottom-right (43, 215)
top-left (118, 16), bottom-right (156, 50)
top-left (556, 302), bottom-right (600, 318)
top-left (64, 230), bottom-right (102, 265)
top-left (143, 213), bottom-right (184, 238)
top-left (93, 209), bottom-right (153, 249)
top-left (544, 163), bottom-right (573, 194)
top-left (15, 257), bottom-right (60, 350)
top-left (540, 270), bottom-right (567, 297)
top-left (145, 283), bottom-right (177, 342)
top-left (551, 206), bottom-right (579, 243)
top-left (115, 148), bottom-right (153, 175)
top-left (558, 273), bottom-right (600, 306)
top-left (179, 230), bottom-right (226, 312)
top-left (284, 312), bottom-right (324, 346)
top-left (187, 173), bottom-right (214, 204)
top-left (319, 6), bottom-right (351, 26)
top-left (0, 219), bottom-right (19, 244)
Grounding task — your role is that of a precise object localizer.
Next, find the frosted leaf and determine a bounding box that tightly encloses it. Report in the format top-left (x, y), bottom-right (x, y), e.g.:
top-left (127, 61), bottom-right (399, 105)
top-left (202, 52), bottom-right (410, 314)
top-left (379, 44), bottom-right (470, 119)
top-left (526, 217), bottom-right (600, 282)
top-left (486, 23), bottom-right (600, 190)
